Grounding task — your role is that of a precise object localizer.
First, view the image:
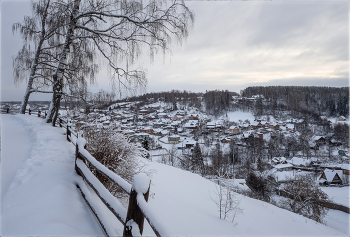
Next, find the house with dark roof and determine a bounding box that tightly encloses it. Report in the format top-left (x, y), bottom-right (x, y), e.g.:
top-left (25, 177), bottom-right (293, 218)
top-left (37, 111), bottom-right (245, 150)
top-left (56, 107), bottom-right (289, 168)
top-left (319, 169), bottom-right (343, 185)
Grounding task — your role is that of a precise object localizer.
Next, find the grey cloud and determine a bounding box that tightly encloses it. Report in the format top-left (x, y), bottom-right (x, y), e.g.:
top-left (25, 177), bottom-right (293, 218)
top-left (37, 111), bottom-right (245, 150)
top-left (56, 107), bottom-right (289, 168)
top-left (254, 77), bottom-right (349, 88)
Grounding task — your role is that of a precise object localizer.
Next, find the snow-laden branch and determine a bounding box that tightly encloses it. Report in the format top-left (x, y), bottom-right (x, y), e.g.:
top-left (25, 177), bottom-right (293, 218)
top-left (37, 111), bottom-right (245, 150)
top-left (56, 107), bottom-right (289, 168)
top-left (75, 11), bottom-right (149, 24)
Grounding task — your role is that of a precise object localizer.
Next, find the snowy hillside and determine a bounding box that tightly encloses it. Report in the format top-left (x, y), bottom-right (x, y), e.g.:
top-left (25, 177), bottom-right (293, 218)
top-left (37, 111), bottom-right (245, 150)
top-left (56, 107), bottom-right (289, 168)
top-left (141, 159), bottom-right (346, 236)
top-left (1, 114), bottom-right (347, 236)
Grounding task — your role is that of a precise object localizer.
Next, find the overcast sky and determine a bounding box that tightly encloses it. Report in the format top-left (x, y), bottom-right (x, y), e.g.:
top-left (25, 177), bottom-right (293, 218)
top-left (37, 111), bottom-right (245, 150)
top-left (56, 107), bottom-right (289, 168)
top-left (1, 0), bottom-right (349, 101)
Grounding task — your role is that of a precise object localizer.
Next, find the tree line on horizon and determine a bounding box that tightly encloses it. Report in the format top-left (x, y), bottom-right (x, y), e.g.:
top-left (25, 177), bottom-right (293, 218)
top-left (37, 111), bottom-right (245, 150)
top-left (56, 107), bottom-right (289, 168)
top-left (112, 86), bottom-right (349, 119)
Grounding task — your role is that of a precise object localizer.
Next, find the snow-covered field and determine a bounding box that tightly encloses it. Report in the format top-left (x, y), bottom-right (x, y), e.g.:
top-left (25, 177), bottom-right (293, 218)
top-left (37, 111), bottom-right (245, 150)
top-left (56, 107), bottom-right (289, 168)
top-left (1, 114), bottom-right (348, 236)
top-left (324, 209), bottom-right (349, 235)
top-left (220, 111), bottom-right (255, 123)
top-left (320, 186), bottom-right (349, 208)
top-left (141, 159), bottom-right (347, 236)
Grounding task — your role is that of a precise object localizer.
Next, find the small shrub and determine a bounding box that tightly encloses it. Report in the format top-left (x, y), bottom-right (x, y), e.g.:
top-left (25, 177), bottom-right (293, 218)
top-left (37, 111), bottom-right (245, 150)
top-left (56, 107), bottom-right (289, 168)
top-left (84, 127), bottom-right (147, 198)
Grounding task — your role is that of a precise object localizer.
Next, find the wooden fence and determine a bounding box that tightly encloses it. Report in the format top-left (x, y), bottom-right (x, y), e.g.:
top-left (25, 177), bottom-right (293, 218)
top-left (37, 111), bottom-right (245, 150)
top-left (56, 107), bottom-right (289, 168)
top-left (24, 110), bottom-right (167, 237)
top-left (276, 189), bottom-right (350, 214)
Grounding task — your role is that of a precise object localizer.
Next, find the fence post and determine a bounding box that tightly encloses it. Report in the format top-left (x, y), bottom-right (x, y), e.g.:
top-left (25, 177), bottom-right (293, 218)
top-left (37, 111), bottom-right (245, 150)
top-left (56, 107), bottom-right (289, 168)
top-left (38, 110), bottom-right (41, 117)
top-left (67, 125), bottom-right (71, 142)
top-left (123, 179), bottom-right (150, 236)
top-left (59, 118), bottom-right (62, 127)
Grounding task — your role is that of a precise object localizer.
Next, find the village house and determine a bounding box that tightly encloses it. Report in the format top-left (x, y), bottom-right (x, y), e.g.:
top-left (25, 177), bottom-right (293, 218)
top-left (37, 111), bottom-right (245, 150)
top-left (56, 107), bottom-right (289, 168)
top-left (274, 163), bottom-right (293, 172)
top-left (229, 126), bottom-right (240, 134)
top-left (176, 110), bottom-right (185, 116)
top-left (285, 123), bottom-right (295, 131)
top-left (182, 139), bottom-right (196, 149)
top-left (173, 115), bottom-right (183, 121)
top-left (251, 120), bottom-right (263, 129)
top-left (272, 157), bottom-right (287, 166)
top-left (289, 157), bottom-right (311, 167)
top-left (206, 122), bottom-right (216, 130)
top-left (220, 137), bottom-right (231, 143)
top-left (157, 112), bottom-right (168, 119)
top-left (139, 127), bottom-right (153, 134)
top-left (188, 114), bottom-right (199, 120)
top-left (338, 116), bottom-right (346, 121)
top-left (168, 135), bottom-right (181, 144)
top-left (133, 133), bottom-right (150, 142)
top-left (184, 121), bottom-right (197, 130)
top-left (319, 169), bottom-right (343, 185)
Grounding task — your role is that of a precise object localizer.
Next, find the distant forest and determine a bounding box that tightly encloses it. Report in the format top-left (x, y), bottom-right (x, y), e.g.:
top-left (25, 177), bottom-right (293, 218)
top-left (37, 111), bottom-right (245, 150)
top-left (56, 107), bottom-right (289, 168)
top-left (241, 86), bottom-right (349, 118)
top-left (113, 86), bottom-right (348, 119)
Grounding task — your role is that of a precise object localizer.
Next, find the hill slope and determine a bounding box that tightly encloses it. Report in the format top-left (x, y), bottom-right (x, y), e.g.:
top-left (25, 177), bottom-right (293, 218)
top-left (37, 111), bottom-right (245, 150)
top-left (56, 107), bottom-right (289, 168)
top-left (1, 114), bottom-right (346, 236)
top-left (141, 159), bottom-right (345, 236)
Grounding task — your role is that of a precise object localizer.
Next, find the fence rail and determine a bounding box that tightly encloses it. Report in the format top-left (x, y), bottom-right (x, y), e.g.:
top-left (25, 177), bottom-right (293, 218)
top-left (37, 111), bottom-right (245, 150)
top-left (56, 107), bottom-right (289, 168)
top-left (24, 110), bottom-right (166, 237)
top-left (276, 189), bottom-right (350, 214)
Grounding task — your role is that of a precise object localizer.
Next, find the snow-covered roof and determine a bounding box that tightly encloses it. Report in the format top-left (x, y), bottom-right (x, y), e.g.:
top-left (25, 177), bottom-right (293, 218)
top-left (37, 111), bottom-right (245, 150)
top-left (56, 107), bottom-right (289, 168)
top-left (340, 164), bottom-right (350, 171)
top-left (320, 169), bottom-right (343, 182)
top-left (274, 163), bottom-right (293, 169)
top-left (288, 157), bottom-right (310, 166)
top-left (285, 124), bottom-right (294, 129)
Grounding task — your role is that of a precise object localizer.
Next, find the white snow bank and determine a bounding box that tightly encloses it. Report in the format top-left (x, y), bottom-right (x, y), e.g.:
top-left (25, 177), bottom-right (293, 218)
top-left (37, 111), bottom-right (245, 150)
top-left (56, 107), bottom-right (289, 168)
top-left (320, 186), bottom-right (350, 208)
top-left (1, 114), bottom-right (104, 236)
top-left (324, 209), bottom-right (350, 235)
top-left (220, 111), bottom-right (255, 123)
top-left (1, 115), bottom-right (32, 197)
top-left (137, 192), bottom-right (169, 237)
top-left (140, 159), bottom-right (346, 236)
top-left (132, 173), bottom-right (150, 194)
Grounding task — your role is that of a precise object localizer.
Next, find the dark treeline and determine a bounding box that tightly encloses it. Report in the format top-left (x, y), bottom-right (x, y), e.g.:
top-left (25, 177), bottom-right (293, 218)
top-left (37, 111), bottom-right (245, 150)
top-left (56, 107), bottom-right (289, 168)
top-left (241, 86), bottom-right (349, 118)
top-left (123, 90), bottom-right (203, 109)
top-left (117, 89), bottom-right (239, 115)
top-left (115, 90), bottom-right (236, 111)
top-left (203, 90), bottom-right (238, 117)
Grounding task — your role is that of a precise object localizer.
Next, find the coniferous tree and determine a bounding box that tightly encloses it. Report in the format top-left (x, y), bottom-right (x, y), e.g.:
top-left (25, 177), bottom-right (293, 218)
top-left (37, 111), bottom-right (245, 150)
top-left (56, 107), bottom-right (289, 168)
top-left (192, 142), bottom-right (204, 174)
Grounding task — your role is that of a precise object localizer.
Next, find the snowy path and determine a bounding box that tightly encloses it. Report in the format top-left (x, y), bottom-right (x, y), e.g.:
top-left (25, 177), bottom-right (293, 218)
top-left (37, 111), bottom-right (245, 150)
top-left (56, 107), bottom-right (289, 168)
top-left (1, 114), bottom-right (104, 236)
top-left (1, 115), bottom-right (32, 197)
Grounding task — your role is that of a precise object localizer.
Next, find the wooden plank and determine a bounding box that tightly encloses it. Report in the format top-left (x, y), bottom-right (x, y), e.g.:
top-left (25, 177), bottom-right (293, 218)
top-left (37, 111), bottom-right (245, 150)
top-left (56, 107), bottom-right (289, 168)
top-left (76, 184), bottom-right (109, 237)
top-left (75, 159), bottom-right (127, 225)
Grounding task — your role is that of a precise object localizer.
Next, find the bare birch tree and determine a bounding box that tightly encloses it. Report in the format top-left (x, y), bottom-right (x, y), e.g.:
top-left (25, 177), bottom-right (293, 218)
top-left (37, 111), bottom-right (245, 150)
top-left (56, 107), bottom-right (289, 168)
top-left (13, 0), bottom-right (64, 114)
top-left (45, 0), bottom-right (194, 125)
top-left (14, 0), bottom-right (100, 117)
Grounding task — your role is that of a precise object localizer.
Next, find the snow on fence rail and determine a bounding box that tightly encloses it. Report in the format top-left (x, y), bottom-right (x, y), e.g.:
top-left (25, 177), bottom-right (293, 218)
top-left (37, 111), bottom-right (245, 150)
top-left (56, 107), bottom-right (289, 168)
top-left (24, 111), bottom-right (167, 237)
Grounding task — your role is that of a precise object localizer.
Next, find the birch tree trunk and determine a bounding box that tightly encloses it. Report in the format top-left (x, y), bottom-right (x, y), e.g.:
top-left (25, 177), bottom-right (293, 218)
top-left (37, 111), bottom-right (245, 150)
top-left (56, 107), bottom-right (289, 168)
top-left (46, 0), bottom-right (81, 125)
top-left (20, 0), bottom-right (51, 114)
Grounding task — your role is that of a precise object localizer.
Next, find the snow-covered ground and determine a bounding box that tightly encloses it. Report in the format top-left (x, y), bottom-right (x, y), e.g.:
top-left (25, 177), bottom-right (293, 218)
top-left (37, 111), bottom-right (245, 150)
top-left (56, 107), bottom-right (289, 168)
top-left (141, 159), bottom-right (347, 236)
top-left (1, 114), bottom-right (348, 236)
top-left (1, 115), bottom-right (32, 198)
top-left (320, 186), bottom-right (349, 208)
top-left (324, 209), bottom-right (349, 235)
top-left (220, 111), bottom-right (255, 123)
top-left (1, 114), bottom-right (104, 236)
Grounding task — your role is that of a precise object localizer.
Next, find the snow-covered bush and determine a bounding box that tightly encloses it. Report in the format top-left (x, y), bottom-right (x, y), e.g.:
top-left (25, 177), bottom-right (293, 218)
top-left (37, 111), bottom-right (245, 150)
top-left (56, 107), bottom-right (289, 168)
top-left (84, 127), bottom-right (147, 197)
top-left (278, 174), bottom-right (328, 223)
